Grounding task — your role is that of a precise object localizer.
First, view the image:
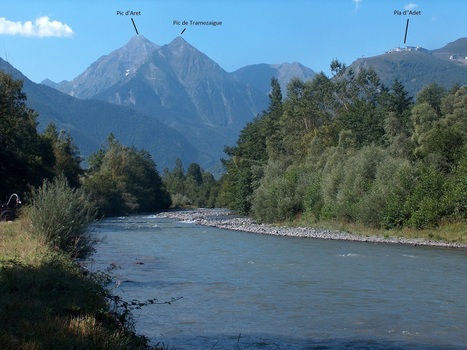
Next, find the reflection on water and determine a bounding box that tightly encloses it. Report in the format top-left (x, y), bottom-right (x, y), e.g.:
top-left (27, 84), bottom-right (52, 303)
top-left (91, 215), bottom-right (467, 349)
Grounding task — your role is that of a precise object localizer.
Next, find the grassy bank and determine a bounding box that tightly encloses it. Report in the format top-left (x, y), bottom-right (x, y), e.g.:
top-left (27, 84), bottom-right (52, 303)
top-left (0, 219), bottom-right (151, 350)
top-left (291, 213), bottom-right (467, 246)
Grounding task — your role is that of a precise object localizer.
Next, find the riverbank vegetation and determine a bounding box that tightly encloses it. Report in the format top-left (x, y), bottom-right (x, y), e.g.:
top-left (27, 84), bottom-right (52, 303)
top-left (83, 134), bottom-right (171, 217)
top-left (0, 218), bottom-right (151, 349)
top-left (162, 159), bottom-right (220, 208)
top-left (0, 71), bottom-right (168, 348)
top-left (219, 62), bottom-right (466, 240)
top-left (0, 174), bottom-right (152, 348)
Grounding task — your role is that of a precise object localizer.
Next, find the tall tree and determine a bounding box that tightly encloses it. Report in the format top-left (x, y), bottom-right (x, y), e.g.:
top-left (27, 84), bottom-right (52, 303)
top-left (416, 83), bottom-right (446, 115)
top-left (382, 80), bottom-right (414, 157)
top-left (0, 72), bottom-right (53, 196)
top-left (43, 122), bottom-right (83, 188)
top-left (187, 163), bottom-right (203, 186)
top-left (335, 67), bottom-right (386, 147)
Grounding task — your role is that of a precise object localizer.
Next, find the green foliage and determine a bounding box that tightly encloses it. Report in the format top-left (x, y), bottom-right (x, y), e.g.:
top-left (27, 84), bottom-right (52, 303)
top-left (404, 166), bottom-right (446, 228)
top-left (27, 175), bottom-right (97, 259)
top-left (378, 159), bottom-right (416, 229)
top-left (219, 78), bottom-right (285, 213)
top-left (43, 122), bottom-right (84, 188)
top-left (0, 223), bottom-right (152, 349)
top-left (416, 83), bottom-right (446, 115)
top-left (412, 86), bottom-right (467, 172)
top-left (83, 134), bottom-right (170, 217)
top-left (338, 146), bottom-right (385, 222)
top-left (252, 163), bottom-right (302, 222)
top-left (303, 175), bottom-right (323, 222)
top-left (220, 59), bottom-right (465, 231)
top-left (443, 149), bottom-right (467, 220)
top-left (163, 159), bottom-right (220, 208)
top-left (83, 171), bottom-right (127, 217)
top-left (0, 72), bottom-right (54, 196)
top-left (219, 115), bottom-right (269, 214)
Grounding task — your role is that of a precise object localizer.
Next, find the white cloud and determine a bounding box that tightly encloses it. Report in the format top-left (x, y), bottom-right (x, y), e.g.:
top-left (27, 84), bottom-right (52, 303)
top-left (353, 0), bottom-right (362, 10)
top-left (404, 3), bottom-right (418, 11)
top-left (0, 16), bottom-right (74, 37)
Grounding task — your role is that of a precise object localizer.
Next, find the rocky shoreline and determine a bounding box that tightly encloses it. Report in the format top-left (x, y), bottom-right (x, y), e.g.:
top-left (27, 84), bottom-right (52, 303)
top-left (156, 208), bottom-right (467, 249)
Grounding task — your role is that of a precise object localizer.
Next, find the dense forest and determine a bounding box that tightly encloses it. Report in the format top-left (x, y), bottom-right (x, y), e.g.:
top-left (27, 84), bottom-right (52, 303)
top-left (218, 61), bottom-right (467, 229)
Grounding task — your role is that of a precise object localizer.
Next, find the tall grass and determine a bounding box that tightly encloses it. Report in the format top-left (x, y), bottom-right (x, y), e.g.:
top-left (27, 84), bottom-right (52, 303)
top-left (27, 175), bottom-right (97, 259)
top-left (0, 228), bottom-right (150, 349)
top-left (0, 218), bottom-right (152, 349)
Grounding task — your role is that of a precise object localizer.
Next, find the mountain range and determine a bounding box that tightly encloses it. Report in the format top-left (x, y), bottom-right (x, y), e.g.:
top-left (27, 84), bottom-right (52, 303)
top-left (2, 36), bottom-right (467, 172)
top-left (50, 36), bottom-right (315, 169)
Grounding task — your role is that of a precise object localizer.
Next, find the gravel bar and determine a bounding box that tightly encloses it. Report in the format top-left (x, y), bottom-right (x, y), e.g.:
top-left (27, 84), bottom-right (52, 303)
top-left (156, 208), bottom-right (467, 249)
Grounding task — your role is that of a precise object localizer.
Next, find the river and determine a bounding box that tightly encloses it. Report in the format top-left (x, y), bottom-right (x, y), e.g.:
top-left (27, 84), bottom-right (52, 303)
top-left (90, 214), bottom-right (467, 349)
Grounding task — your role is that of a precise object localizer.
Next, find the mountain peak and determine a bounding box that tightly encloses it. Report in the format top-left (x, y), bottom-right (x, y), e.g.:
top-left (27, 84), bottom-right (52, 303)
top-left (123, 35), bottom-right (160, 54)
top-left (56, 35), bottom-right (160, 98)
top-left (169, 36), bottom-right (188, 45)
top-left (125, 35), bottom-right (157, 47)
top-left (41, 78), bottom-right (59, 88)
top-left (166, 36), bottom-right (196, 53)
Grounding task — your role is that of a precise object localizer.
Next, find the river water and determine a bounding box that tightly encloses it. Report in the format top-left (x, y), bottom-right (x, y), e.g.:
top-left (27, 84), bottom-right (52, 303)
top-left (90, 214), bottom-right (467, 349)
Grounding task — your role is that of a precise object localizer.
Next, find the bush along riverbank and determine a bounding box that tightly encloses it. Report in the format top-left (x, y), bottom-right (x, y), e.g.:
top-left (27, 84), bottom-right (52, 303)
top-left (0, 176), bottom-right (152, 349)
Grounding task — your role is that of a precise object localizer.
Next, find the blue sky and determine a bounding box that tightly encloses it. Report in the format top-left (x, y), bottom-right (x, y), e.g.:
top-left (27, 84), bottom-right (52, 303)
top-left (1, 0), bottom-right (466, 83)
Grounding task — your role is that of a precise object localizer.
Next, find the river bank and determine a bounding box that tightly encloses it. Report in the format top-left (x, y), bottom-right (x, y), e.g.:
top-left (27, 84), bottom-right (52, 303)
top-left (156, 208), bottom-right (467, 249)
top-left (0, 219), bottom-right (152, 349)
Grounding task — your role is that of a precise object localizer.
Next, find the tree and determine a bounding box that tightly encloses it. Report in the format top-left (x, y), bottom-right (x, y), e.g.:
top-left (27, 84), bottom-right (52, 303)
top-left (412, 86), bottom-right (467, 172)
top-left (163, 158), bottom-right (187, 205)
top-left (332, 66), bottom-right (387, 148)
top-left (219, 59), bottom-right (466, 229)
top-left (219, 116), bottom-right (269, 214)
top-left (384, 79), bottom-right (413, 116)
top-left (416, 83), bottom-right (446, 115)
top-left (187, 163), bottom-right (203, 186)
top-left (0, 72), bottom-right (53, 196)
top-left (268, 77), bottom-right (283, 116)
top-left (163, 160), bottom-right (220, 208)
top-left (43, 122), bottom-right (83, 188)
top-left (83, 135), bottom-right (170, 216)
top-left (382, 80), bottom-right (414, 157)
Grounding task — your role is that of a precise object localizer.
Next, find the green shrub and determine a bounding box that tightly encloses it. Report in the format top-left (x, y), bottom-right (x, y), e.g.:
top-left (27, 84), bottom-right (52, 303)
top-left (27, 175), bottom-right (97, 259)
top-left (355, 155), bottom-right (415, 228)
top-left (303, 175), bottom-right (323, 222)
top-left (320, 146), bottom-right (384, 222)
top-left (404, 166), bottom-right (446, 228)
top-left (378, 159), bottom-right (416, 228)
top-left (443, 151), bottom-right (467, 220)
top-left (170, 193), bottom-right (193, 208)
top-left (252, 166), bottom-right (302, 222)
top-left (319, 148), bottom-right (347, 220)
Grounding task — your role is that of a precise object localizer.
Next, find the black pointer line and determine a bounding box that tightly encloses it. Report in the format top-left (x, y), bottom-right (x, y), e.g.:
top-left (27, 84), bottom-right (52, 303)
top-left (181, 28), bottom-right (186, 35)
top-left (404, 18), bottom-right (409, 44)
top-left (131, 18), bottom-right (139, 35)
